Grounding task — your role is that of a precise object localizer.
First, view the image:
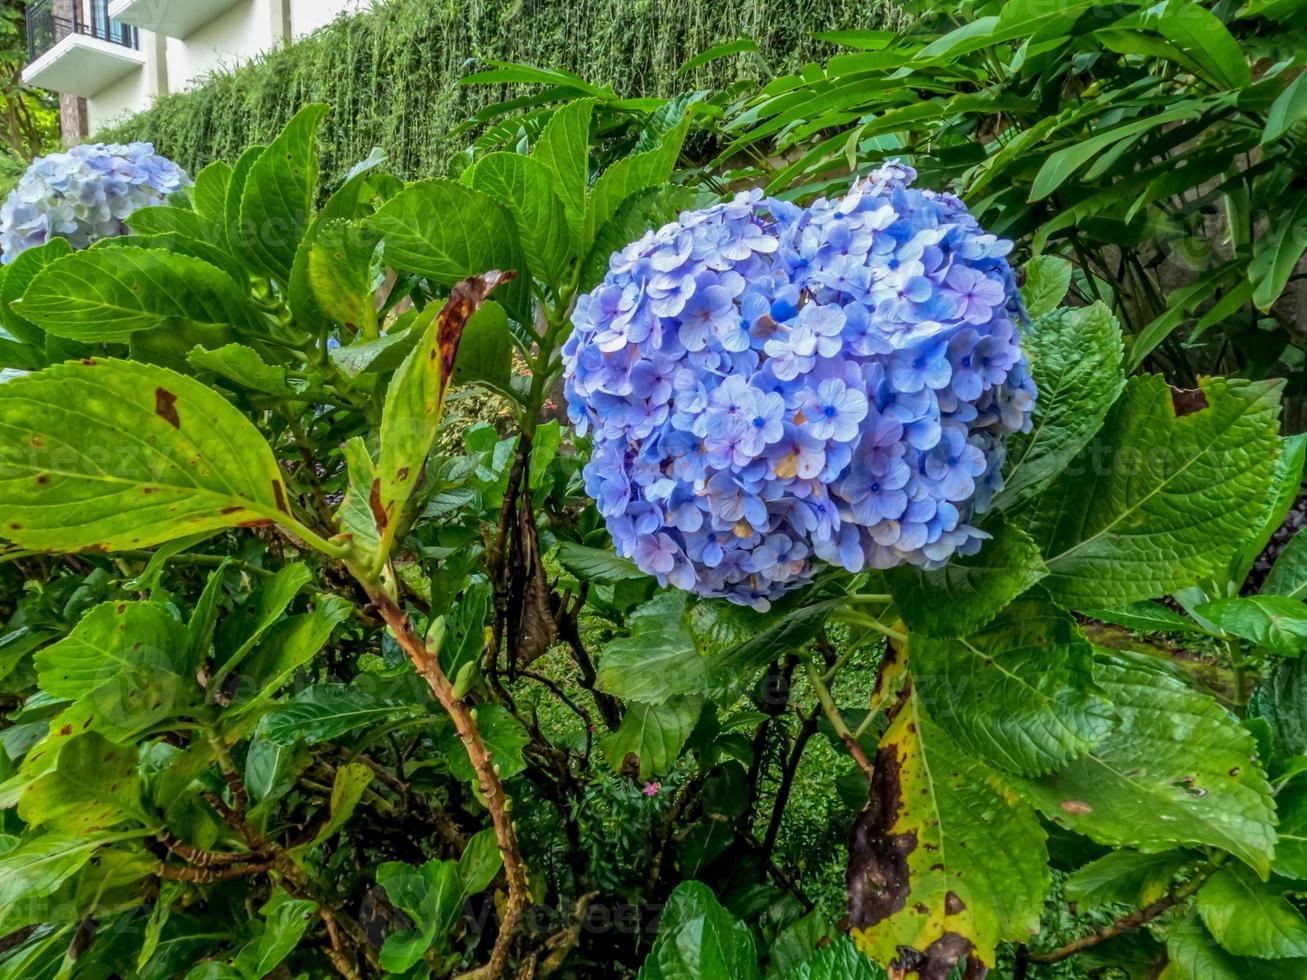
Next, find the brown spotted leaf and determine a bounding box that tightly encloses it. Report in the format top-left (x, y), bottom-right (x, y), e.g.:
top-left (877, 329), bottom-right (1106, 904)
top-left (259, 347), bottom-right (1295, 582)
top-left (372, 271), bottom-right (513, 567)
top-left (848, 647), bottom-right (1047, 978)
top-left (0, 358), bottom-right (293, 552)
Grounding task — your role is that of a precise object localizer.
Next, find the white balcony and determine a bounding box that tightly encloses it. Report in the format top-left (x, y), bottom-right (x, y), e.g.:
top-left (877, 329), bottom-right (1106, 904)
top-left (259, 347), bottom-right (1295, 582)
top-left (23, 31), bottom-right (144, 99)
top-left (107, 0), bottom-right (242, 38)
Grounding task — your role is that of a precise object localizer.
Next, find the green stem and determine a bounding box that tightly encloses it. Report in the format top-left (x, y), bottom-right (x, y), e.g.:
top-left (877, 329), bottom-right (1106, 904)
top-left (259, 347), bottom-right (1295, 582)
top-left (804, 658), bottom-right (874, 778)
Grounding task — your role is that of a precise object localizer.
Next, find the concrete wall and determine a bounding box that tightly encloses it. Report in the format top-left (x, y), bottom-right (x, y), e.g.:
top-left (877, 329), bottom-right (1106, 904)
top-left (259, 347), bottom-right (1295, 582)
top-left (87, 59), bottom-right (153, 133)
top-left (290, 0), bottom-right (372, 37)
top-left (164, 0), bottom-right (274, 94)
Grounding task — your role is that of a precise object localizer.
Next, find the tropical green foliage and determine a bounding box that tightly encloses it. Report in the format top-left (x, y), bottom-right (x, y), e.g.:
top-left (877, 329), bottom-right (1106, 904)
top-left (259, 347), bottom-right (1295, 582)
top-left (0, 2), bottom-right (1306, 978)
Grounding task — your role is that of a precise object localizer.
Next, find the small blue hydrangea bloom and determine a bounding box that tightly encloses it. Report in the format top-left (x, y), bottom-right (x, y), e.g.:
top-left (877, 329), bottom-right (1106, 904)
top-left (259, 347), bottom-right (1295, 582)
top-left (563, 163), bottom-right (1037, 610)
top-left (1, 143), bottom-right (190, 264)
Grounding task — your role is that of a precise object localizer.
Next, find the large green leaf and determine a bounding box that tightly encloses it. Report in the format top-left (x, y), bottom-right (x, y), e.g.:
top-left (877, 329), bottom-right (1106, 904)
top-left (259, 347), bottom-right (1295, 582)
top-left (238, 104), bottom-right (328, 281)
top-left (0, 359), bottom-right (297, 552)
top-left (369, 179), bottom-right (529, 322)
top-left (1265, 530), bottom-right (1307, 600)
top-left (887, 519), bottom-right (1047, 637)
top-left (34, 600), bottom-right (183, 700)
top-left (601, 697), bottom-right (703, 780)
top-left (261, 684), bottom-right (423, 746)
top-left (0, 238), bottom-right (70, 346)
top-left (582, 121), bottom-right (689, 254)
top-left (1196, 866), bottom-right (1307, 959)
top-left (638, 881), bottom-right (761, 980)
top-left (1196, 595), bottom-right (1307, 656)
top-left (1264, 69), bottom-right (1307, 144)
top-left (998, 302), bottom-right (1124, 510)
top-left (781, 937), bottom-right (887, 980)
top-left (1272, 776), bottom-right (1307, 879)
top-left (1164, 912), bottom-right (1307, 978)
top-left (469, 152), bottom-right (571, 286)
top-left (910, 600), bottom-right (1116, 776)
top-left (1013, 655), bottom-right (1277, 875)
top-left (1065, 850), bottom-right (1193, 908)
top-left (305, 219), bottom-right (381, 333)
top-left (1231, 432), bottom-right (1306, 587)
top-left (16, 248), bottom-right (255, 342)
top-left (0, 830), bottom-right (144, 909)
top-left (532, 99), bottom-right (593, 239)
top-left (556, 541), bottom-right (649, 584)
top-left (17, 732), bottom-right (152, 834)
top-left (372, 273), bottom-right (509, 567)
top-left (445, 703), bottom-right (529, 782)
top-left (848, 649), bottom-right (1047, 975)
top-left (597, 591), bottom-right (703, 703)
top-left (1019, 375), bottom-right (1281, 608)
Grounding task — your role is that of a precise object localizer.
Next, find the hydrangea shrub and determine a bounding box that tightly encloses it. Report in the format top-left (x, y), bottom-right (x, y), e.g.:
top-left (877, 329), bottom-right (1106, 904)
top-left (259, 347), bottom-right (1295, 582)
top-left (563, 164), bottom-right (1037, 608)
top-left (0, 143), bottom-right (189, 264)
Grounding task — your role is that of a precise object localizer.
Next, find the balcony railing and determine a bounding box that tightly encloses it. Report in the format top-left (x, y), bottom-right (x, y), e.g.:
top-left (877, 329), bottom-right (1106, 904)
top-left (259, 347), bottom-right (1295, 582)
top-left (26, 0), bottom-right (139, 63)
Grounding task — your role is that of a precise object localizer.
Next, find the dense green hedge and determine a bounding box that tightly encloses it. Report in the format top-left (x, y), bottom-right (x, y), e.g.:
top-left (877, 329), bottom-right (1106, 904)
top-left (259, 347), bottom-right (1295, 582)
top-left (99, 0), bottom-right (908, 186)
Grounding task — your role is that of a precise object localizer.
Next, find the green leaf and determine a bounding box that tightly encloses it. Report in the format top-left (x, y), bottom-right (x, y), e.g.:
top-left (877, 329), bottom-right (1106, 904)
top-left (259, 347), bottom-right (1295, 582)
top-left (556, 541), bottom-right (649, 584)
top-left (0, 358), bottom-right (297, 552)
top-left (1250, 657), bottom-right (1307, 764)
top-left (1272, 777), bottom-right (1307, 879)
top-left (450, 300), bottom-right (512, 392)
top-left (186, 343), bottom-right (292, 396)
top-left (1029, 105), bottom-right (1205, 201)
top-left (238, 104), bottom-right (328, 281)
top-left (579, 184), bottom-right (698, 293)
top-left (582, 122), bottom-right (689, 254)
top-left (601, 696), bottom-right (703, 780)
top-left (469, 152), bottom-right (571, 286)
top-left (597, 591), bottom-right (704, 703)
top-left (532, 99), bottom-right (593, 239)
top-left (910, 599), bottom-right (1116, 776)
top-left (1264, 69), bottom-right (1307, 144)
top-left (1013, 654), bottom-right (1277, 876)
top-left (290, 762), bottom-right (372, 857)
top-left (329, 326), bottom-right (418, 378)
top-left (228, 600), bottom-right (353, 719)
top-left (447, 703), bottom-right (529, 782)
top-left (848, 652), bottom-right (1047, 973)
top-left (456, 827), bottom-right (503, 896)
top-left (1082, 601), bottom-right (1205, 634)
top-left (1019, 375), bottom-right (1281, 609)
top-left (1250, 192), bottom-right (1307, 311)
top-left (232, 890), bottom-right (317, 979)
top-left (887, 519), bottom-right (1047, 638)
top-left (377, 858), bottom-right (464, 972)
top-left (1232, 433), bottom-right (1306, 587)
top-left (0, 830), bottom-right (144, 909)
top-left (191, 160), bottom-right (231, 225)
top-left (17, 732), bottom-right (152, 833)
top-left (638, 881), bottom-right (761, 980)
top-left (262, 684), bottom-right (422, 746)
top-left (1021, 255), bottom-right (1072, 318)
top-left (306, 219), bottom-right (381, 332)
top-left (369, 179), bottom-right (529, 322)
top-left (0, 238), bottom-right (71, 346)
top-left (1129, 1), bottom-right (1250, 90)
top-left (34, 600), bottom-right (183, 700)
top-left (998, 302), bottom-right (1124, 509)
top-left (679, 37), bottom-right (759, 74)
top-left (212, 562), bottom-right (313, 682)
top-left (1065, 850), bottom-right (1193, 907)
top-left (373, 274), bottom-right (510, 566)
top-left (1196, 595), bottom-right (1307, 656)
top-left (782, 937), bottom-right (887, 980)
top-left (1265, 530), bottom-right (1307, 600)
top-left (1197, 866), bottom-right (1307, 958)
top-left (16, 247), bottom-right (255, 342)
top-left (127, 205), bottom-right (212, 241)
top-left (1164, 912), bottom-right (1307, 978)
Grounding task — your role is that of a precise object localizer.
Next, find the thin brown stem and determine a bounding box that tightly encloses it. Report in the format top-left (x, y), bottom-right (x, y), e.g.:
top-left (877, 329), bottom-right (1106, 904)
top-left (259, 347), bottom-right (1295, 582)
top-left (372, 591), bottom-right (530, 978)
top-left (1028, 870), bottom-right (1211, 964)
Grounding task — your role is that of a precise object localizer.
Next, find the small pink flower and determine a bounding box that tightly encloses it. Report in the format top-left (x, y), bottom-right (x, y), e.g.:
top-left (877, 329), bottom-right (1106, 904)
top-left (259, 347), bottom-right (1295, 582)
top-left (642, 781), bottom-right (661, 797)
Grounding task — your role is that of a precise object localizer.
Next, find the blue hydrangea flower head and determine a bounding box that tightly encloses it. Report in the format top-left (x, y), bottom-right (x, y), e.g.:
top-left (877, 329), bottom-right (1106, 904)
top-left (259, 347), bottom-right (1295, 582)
top-left (1, 142), bottom-right (190, 264)
top-left (563, 163), bottom-right (1037, 610)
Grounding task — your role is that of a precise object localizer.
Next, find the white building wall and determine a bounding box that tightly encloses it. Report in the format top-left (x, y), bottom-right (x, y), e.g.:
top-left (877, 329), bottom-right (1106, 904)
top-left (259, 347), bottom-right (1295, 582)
top-left (65, 0), bottom-right (368, 135)
top-left (289, 0), bottom-right (372, 37)
top-left (164, 0), bottom-right (277, 94)
top-left (87, 61), bottom-right (153, 134)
